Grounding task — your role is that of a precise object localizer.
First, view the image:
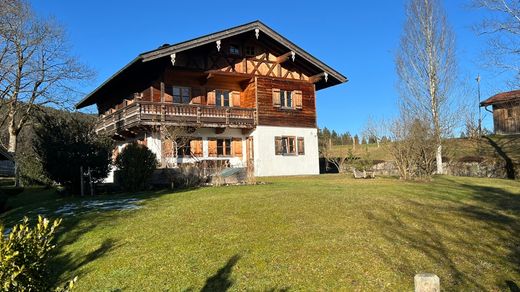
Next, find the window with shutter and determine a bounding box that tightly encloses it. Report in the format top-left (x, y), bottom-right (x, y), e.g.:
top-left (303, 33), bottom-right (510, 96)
top-left (293, 90), bottom-right (303, 109)
top-left (297, 137), bottom-right (305, 155)
top-left (233, 138), bottom-right (243, 157)
top-left (190, 139), bottom-right (203, 157)
top-left (216, 90), bottom-right (230, 107)
top-left (274, 136), bottom-right (283, 155)
top-left (208, 139), bottom-right (217, 157)
top-left (207, 90), bottom-right (216, 105)
top-left (272, 88), bottom-right (281, 107)
top-left (231, 91), bottom-right (241, 107)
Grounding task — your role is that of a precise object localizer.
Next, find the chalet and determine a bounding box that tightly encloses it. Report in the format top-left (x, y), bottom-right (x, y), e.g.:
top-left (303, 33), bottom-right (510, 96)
top-left (76, 21), bottom-right (347, 177)
top-left (480, 90), bottom-right (520, 135)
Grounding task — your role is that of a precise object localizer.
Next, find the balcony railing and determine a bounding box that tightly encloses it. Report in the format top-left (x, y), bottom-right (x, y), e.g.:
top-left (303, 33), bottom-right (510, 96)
top-left (96, 101), bottom-right (256, 135)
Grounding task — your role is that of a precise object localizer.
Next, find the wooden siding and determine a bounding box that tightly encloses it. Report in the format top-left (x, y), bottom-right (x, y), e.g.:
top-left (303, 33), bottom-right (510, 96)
top-left (256, 77), bottom-right (316, 128)
top-left (492, 102), bottom-right (520, 134)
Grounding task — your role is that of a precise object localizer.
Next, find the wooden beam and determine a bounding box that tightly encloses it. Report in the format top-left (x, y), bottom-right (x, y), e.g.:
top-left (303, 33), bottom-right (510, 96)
top-left (276, 51), bottom-right (295, 63)
top-left (309, 72), bottom-right (328, 83)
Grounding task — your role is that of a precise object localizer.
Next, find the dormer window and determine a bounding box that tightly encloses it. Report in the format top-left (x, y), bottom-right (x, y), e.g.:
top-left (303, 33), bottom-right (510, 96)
top-left (229, 45), bottom-right (240, 55)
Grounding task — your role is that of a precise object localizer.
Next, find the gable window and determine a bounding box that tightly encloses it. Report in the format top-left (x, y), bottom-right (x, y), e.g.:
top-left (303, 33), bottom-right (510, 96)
top-left (272, 89), bottom-right (303, 109)
top-left (245, 46), bottom-right (255, 56)
top-left (167, 86), bottom-right (190, 104)
top-left (281, 90), bottom-right (292, 108)
top-left (275, 136), bottom-right (297, 155)
top-left (217, 139), bottom-right (232, 156)
top-left (229, 45), bottom-right (240, 55)
top-left (216, 90), bottom-right (230, 107)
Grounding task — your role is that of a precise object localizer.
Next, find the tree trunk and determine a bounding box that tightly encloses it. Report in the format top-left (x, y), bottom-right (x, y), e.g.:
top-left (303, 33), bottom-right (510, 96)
top-left (8, 118), bottom-right (20, 187)
top-left (436, 144), bottom-right (443, 174)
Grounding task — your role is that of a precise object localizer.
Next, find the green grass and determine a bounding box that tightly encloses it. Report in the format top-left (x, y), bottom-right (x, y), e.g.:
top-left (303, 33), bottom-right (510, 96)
top-left (1, 175), bottom-right (519, 291)
top-left (330, 135), bottom-right (520, 163)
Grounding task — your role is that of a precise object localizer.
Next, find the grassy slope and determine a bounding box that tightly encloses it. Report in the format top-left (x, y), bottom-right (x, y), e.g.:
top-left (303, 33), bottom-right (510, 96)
top-left (1, 175), bottom-right (519, 291)
top-left (330, 135), bottom-right (520, 163)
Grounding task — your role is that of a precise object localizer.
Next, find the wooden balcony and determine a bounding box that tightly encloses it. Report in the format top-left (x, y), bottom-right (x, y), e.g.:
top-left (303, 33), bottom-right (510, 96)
top-left (96, 101), bottom-right (256, 135)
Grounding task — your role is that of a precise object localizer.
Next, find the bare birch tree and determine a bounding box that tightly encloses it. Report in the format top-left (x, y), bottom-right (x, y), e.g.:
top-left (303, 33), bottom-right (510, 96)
top-left (472, 0), bottom-right (520, 87)
top-left (396, 0), bottom-right (458, 174)
top-left (0, 0), bottom-right (90, 154)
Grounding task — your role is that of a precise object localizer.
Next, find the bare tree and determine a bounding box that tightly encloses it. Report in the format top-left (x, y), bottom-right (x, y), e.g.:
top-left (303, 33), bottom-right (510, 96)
top-left (362, 116), bottom-right (387, 148)
top-left (387, 115), bottom-right (437, 180)
top-left (396, 0), bottom-right (458, 174)
top-left (0, 0), bottom-right (90, 155)
top-left (472, 0), bottom-right (520, 86)
top-left (320, 144), bottom-right (356, 174)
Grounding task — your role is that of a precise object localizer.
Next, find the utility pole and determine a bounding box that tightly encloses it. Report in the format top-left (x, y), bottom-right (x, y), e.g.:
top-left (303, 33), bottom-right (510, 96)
top-left (476, 74), bottom-right (482, 137)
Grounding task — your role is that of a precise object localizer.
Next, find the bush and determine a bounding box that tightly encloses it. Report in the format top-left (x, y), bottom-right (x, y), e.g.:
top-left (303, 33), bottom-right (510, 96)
top-left (34, 113), bottom-right (113, 194)
top-left (0, 216), bottom-right (76, 291)
top-left (115, 144), bottom-right (157, 192)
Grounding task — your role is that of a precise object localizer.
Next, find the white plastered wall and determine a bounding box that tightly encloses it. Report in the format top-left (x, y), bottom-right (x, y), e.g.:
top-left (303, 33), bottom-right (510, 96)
top-left (250, 126), bottom-right (319, 176)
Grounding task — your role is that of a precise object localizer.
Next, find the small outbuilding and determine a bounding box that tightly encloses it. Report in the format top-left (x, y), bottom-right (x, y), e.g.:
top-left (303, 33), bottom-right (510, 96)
top-left (480, 90), bottom-right (520, 135)
top-left (0, 146), bottom-right (15, 177)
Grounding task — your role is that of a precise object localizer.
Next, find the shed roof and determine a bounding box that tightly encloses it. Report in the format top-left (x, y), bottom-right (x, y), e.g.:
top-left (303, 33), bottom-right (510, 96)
top-left (480, 89), bottom-right (520, 106)
top-left (76, 20), bottom-right (347, 109)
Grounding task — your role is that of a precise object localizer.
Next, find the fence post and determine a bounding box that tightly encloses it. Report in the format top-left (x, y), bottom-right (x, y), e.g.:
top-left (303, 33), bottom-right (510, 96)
top-left (414, 273), bottom-right (440, 292)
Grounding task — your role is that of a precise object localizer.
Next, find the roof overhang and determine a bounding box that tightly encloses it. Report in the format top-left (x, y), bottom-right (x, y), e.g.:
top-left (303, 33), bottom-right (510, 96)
top-left (76, 20), bottom-right (348, 109)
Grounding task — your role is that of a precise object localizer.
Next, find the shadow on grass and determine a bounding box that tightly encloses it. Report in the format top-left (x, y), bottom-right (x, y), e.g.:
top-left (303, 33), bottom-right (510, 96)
top-left (201, 254), bottom-right (241, 292)
top-left (483, 136), bottom-right (518, 179)
top-left (366, 177), bottom-right (520, 290)
top-left (0, 186), bottom-right (199, 288)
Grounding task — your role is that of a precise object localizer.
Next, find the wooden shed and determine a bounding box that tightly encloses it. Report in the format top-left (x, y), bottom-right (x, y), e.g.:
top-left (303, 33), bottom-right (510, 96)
top-left (480, 90), bottom-right (520, 135)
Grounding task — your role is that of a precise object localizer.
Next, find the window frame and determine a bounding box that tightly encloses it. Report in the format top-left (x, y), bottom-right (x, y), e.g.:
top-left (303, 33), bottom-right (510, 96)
top-left (275, 136), bottom-right (297, 156)
top-left (217, 138), bottom-right (232, 157)
top-left (280, 90), bottom-right (293, 109)
top-left (168, 86), bottom-right (191, 104)
top-left (229, 44), bottom-right (240, 56)
top-left (245, 46), bottom-right (255, 56)
top-left (215, 89), bottom-right (230, 107)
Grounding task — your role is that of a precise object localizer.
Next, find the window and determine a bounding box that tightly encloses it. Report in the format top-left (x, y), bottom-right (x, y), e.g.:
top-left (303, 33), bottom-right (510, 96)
top-left (281, 90), bottom-right (292, 108)
top-left (506, 108), bottom-right (513, 118)
top-left (176, 139), bottom-right (191, 157)
top-left (272, 89), bottom-right (303, 109)
top-left (217, 139), bottom-right (232, 156)
top-left (275, 136), bottom-right (297, 155)
top-left (229, 45), bottom-right (240, 55)
top-left (167, 86), bottom-right (190, 104)
top-left (216, 90), bottom-right (230, 107)
top-left (245, 46), bottom-right (255, 56)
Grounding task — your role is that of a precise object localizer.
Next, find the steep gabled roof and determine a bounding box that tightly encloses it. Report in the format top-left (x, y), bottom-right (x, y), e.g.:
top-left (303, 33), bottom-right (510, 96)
top-left (76, 20), bottom-right (347, 109)
top-left (480, 89), bottom-right (520, 106)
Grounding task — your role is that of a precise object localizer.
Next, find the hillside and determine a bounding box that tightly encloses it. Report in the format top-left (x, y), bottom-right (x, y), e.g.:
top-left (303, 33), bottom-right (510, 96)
top-left (328, 135), bottom-right (520, 164)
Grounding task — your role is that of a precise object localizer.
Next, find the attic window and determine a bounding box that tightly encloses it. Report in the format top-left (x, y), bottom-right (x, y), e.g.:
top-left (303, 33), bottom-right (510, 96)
top-left (229, 45), bottom-right (240, 55)
top-left (245, 46), bottom-right (255, 56)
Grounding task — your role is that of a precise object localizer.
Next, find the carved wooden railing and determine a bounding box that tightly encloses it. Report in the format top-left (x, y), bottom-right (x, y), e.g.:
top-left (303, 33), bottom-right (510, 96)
top-left (96, 101), bottom-right (256, 134)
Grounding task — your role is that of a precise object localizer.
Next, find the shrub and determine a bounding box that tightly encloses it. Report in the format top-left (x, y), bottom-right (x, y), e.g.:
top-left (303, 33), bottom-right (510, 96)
top-left (0, 216), bottom-right (76, 291)
top-left (115, 143), bottom-right (157, 192)
top-left (34, 113), bottom-right (113, 194)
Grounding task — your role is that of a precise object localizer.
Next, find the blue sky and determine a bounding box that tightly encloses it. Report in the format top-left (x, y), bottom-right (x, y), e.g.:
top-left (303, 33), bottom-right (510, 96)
top-left (31, 0), bottom-right (514, 135)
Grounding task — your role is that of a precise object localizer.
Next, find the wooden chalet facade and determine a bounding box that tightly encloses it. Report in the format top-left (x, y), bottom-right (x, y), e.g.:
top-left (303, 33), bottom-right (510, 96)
top-left (480, 90), bottom-right (520, 135)
top-left (76, 21), bottom-right (347, 177)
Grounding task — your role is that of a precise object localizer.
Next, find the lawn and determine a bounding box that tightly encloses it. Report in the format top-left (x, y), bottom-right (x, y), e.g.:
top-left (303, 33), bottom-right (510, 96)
top-left (1, 175), bottom-right (519, 291)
